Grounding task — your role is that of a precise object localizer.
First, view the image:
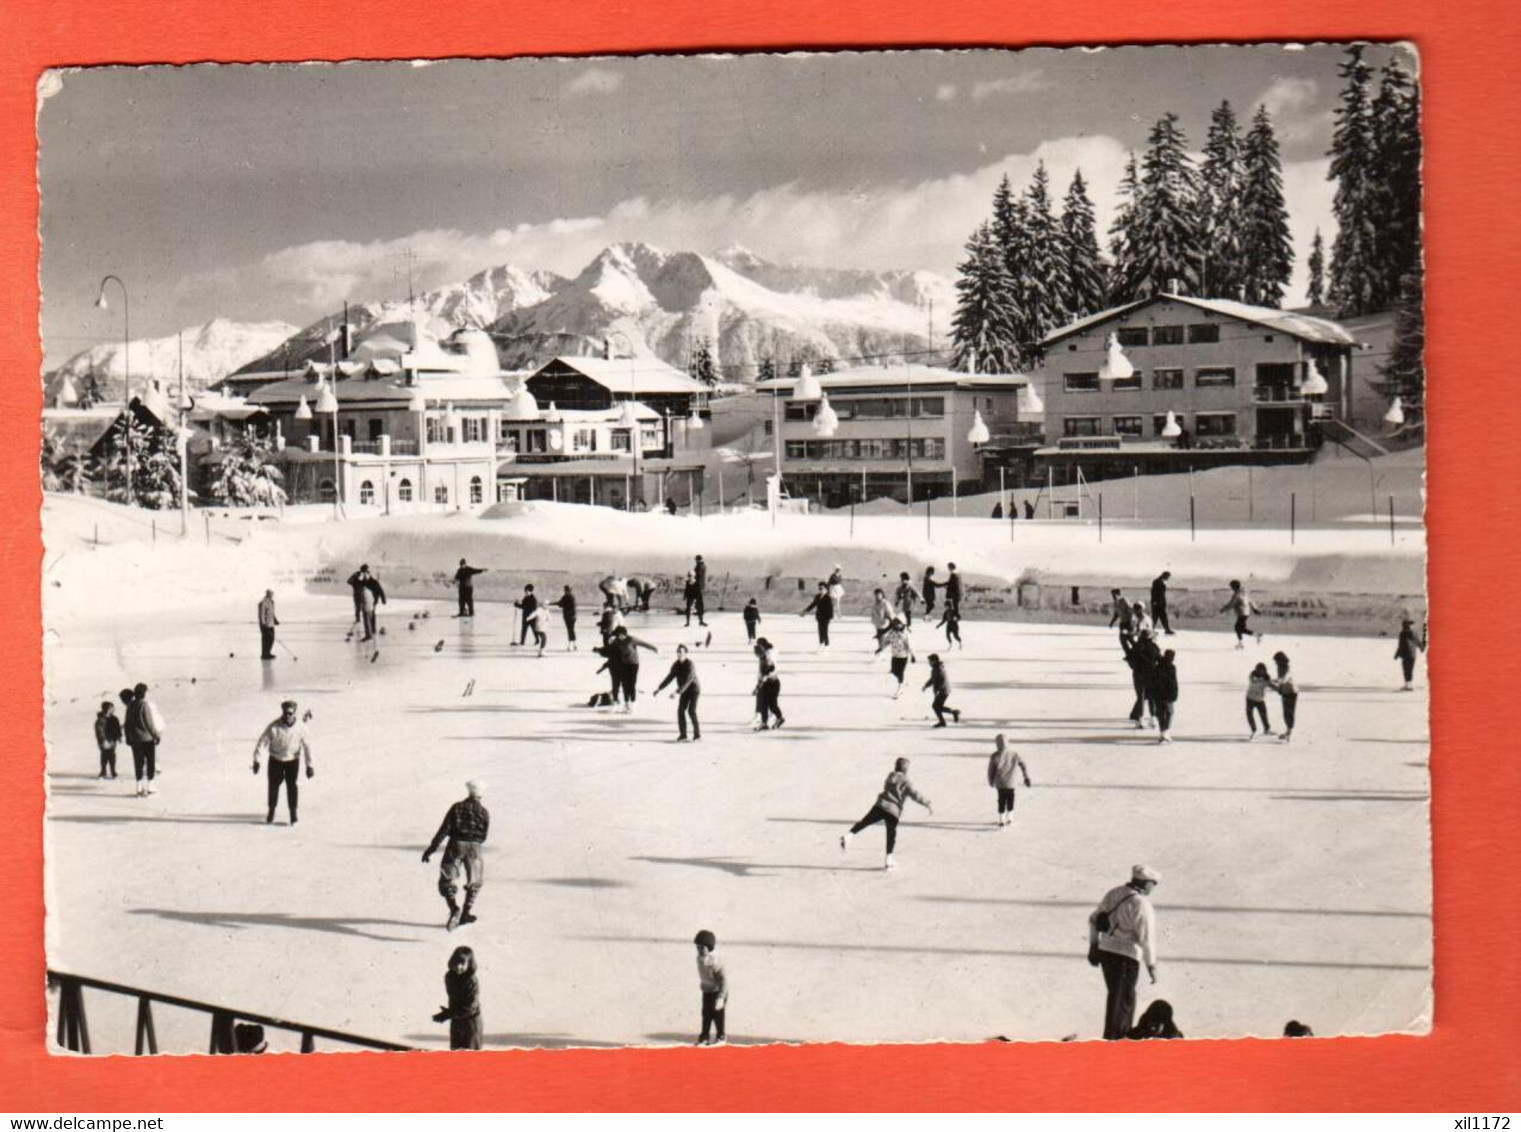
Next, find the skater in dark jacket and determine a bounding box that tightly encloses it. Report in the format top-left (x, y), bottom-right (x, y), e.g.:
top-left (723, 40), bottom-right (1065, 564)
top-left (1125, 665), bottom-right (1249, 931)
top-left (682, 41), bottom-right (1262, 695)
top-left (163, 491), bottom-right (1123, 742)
top-left (922, 654), bottom-right (960, 727)
top-left (1395, 617), bottom-right (1423, 690)
top-left (894, 572), bottom-right (921, 627)
top-left (553, 585), bottom-right (578, 651)
top-left (1154, 650), bottom-right (1179, 744)
top-left (936, 603), bottom-right (962, 649)
top-left (514, 585), bottom-right (546, 653)
top-left (944, 563), bottom-right (964, 614)
top-left (1271, 651), bottom-right (1297, 741)
top-left (423, 780), bottom-right (490, 931)
top-left (607, 627), bottom-right (658, 712)
top-left (1150, 571), bottom-right (1175, 635)
top-left (753, 638), bottom-right (784, 730)
top-left (1119, 629), bottom-right (1160, 729)
top-left (433, 946), bottom-right (482, 1050)
top-left (348, 566), bottom-right (386, 641)
top-left (655, 644), bottom-right (702, 741)
top-left (452, 559), bottom-right (487, 618)
top-left (922, 566), bottom-right (939, 616)
top-left (94, 701), bottom-right (121, 779)
top-left (742, 598), bottom-right (761, 643)
top-left (800, 582), bottom-right (834, 650)
top-left (1246, 663), bottom-right (1274, 739)
top-left (841, 757), bottom-right (932, 871)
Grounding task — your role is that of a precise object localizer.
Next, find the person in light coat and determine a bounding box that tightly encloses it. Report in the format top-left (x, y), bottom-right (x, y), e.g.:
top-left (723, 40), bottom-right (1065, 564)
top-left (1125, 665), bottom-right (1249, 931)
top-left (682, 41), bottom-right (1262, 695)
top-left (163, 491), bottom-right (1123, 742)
top-left (1089, 865), bottom-right (1161, 1040)
top-left (985, 734), bottom-right (1032, 827)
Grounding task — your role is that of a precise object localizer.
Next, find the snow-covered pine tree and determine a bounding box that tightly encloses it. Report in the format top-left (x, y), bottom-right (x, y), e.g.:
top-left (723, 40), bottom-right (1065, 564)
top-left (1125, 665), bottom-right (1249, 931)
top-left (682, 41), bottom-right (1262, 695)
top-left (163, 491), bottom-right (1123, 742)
top-left (1307, 230), bottom-right (1327, 308)
top-left (1107, 152), bottom-right (1143, 304)
top-left (1016, 162), bottom-right (1069, 358)
top-left (815, 356), bottom-right (836, 375)
top-left (688, 337), bottom-right (719, 386)
top-left (1380, 265), bottom-right (1425, 424)
top-left (208, 426), bottom-right (288, 507)
top-left (1370, 58), bottom-right (1423, 311)
top-left (1238, 105), bottom-right (1295, 307)
top-left (950, 223), bottom-right (1024, 375)
top-left (1130, 113), bottom-right (1204, 299)
top-left (1061, 170), bottom-right (1107, 320)
top-left (1328, 44), bottom-right (1380, 316)
top-left (757, 356), bottom-right (777, 383)
top-left (98, 414), bottom-right (183, 509)
top-left (1198, 101), bottom-right (1246, 300)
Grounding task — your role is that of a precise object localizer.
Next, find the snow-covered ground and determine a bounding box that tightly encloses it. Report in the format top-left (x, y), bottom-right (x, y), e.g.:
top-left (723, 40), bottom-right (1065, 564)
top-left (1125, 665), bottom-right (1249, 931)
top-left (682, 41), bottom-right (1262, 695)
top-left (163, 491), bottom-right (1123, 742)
top-left (44, 571), bottom-right (1431, 1053)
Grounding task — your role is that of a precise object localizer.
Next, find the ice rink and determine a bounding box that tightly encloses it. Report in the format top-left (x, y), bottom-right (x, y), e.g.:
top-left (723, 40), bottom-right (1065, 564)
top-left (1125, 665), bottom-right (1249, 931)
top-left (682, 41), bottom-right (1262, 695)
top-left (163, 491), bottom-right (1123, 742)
top-left (42, 578), bottom-right (1431, 1053)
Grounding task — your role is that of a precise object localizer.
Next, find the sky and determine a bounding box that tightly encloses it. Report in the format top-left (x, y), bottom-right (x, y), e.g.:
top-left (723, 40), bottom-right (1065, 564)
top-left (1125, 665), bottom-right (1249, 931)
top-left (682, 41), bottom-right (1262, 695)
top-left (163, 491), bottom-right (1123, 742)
top-left (37, 43), bottom-right (1417, 368)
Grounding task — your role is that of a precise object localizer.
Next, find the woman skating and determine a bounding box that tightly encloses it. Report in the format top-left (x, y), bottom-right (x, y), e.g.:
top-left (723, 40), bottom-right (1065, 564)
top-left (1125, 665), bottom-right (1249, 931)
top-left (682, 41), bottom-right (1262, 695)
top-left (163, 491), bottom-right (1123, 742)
top-left (753, 638), bottom-right (784, 730)
top-left (840, 757), bottom-right (933, 871)
top-left (1271, 651), bottom-right (1297, 742)
top-left (875, 619), bottom-right (916, 699)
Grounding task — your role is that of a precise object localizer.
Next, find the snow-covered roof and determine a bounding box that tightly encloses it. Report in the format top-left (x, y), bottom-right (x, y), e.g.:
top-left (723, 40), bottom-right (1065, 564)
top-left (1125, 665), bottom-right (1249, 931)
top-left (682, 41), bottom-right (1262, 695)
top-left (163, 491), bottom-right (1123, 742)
top-left (246, 372), bottom-right (524, 407)
top-left (533, 355), bottom-right (707, 395)
top-left (756, 363), bottom-right (1026, 393)
top-left (525, 404), bottom-right (663, 424)
top-left (1041, 294), bottom-right (1356, 348)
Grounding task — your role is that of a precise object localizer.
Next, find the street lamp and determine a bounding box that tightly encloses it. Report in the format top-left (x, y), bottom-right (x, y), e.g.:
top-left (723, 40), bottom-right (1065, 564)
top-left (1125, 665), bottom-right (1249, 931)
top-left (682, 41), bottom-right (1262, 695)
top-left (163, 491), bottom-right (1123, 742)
top-left (95, 275), bottom-right (131, 504)
top-left (1099, 333), bottom-right (1135, 382)
top-left (967, 410), bottom-right (991, 444)
top-left (1161, 410), bottom-right (1183, 439)
top-left (314, 379), bottom-right (340, 517)
top-left (1384, 396), bottom-right (1405, 427)
top-left (813, 393), bottom-right (839, 438)
top-left (610, 331), bottom-right (641, 509)
top-left (1017, 381), bottom-right (1044, 416)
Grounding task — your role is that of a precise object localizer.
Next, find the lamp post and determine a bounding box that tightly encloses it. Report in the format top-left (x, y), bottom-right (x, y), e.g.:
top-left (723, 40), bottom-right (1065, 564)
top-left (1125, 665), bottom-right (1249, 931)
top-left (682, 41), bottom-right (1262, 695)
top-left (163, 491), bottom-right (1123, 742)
top-left (95, 275), bottom-right (130, 504)
top-left (610, 331), bottom-right (640, 509)
top-left (315, 380), bottom-right (340, 518)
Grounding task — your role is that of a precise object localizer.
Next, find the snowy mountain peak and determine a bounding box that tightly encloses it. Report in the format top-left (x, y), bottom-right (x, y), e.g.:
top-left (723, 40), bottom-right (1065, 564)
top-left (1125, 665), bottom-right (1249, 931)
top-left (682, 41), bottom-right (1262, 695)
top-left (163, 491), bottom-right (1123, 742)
top-left (49, 318), bottom-right (299, 399)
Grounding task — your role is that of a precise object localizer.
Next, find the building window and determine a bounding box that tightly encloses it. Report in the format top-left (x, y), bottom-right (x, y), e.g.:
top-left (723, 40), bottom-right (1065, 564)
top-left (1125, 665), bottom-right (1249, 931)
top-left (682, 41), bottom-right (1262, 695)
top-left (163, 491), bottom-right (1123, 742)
top-left (1151, 414), bottom-right (1176, 437)
top-left (1152, 325), bottom-right (1185, 345)
top-left (522, 428), bottom-right (548, 454)
top-left (1110, 372), bottom-right (1142, 392)
top-left (1112, 416), bottom-right (1144, 437)
top-left (1063, 416), bottom-right (1102, 438)
top-left (434, 484), bottom-right (449, 504)
top-left (1187, 323), bottom-right (1221, 344)
top-left (1116, 327), bottom-right (1149, 347)
top-left (611, 430), bottom-right (631, 453)
top-left (763, 420), bottom-right (774, 436)
top-left (359, 479), bottom-right (375, 505)
top-left (398, 478), bottom-right (413, 502)
top-left (368, 418), bottom-right (384, 441)
top-left (572, 428), bottom-right (598, 452)
top-left (784, 403), bottom-right (817, 422)
top-left (1195, 412), bottom-right (1237, 437)
top-left (426, 418), bottom-right (442, 444)
top-left (1195, 367), bottom-right (1237, 388)
top-left (469, 476), bottom-right (483, 504)
top-left (1153, 368), bottom-right (1184, 390)
top-left (318, 478), bottom-right (337, 502)
top-left (1064, 372), bottom-right (1100, 393)
top-left (462, 417), bottom-right (486, 443)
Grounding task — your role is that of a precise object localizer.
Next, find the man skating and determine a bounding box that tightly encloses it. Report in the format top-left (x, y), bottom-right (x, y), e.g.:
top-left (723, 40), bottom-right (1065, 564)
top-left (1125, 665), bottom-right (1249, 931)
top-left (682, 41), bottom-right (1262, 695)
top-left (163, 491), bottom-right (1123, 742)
top-left (423, 780), bottom-right (491, 931)
top-left (515, 584), bottom-right (546, 654)
top-left (257, 589), bottom-right (279, 660)
top-left (553, 585), bottom-right (578, 651)
top-left (894, 572), bottom-right (921, 628)
top-left (655, 644), bottom-right (702, 741)
top-left (452, 559), bottom-right (487, 618)
top-left (348, 565), bottom-right (387, 641)
top-left (922, 566), bottom-right (939, 617)
top-left (800, 581), bottom-right (834, 652)
top-left (1221, 579), bottom-right (1259, 649)
top-left (841, 757), bottom-right (932, 871)
top-left (1089, 865), bottom-right (1161, 1040)
top-left (922, 653), bottom-right (961, 727)
top-left (691, 555), bottom-right (709, 626)
top-left (252, 699), bottom-right (313, 825)
top-left (1150, 571), bottom-right (1175, 635)
top-left (944, 563), bottom-right (963, 615)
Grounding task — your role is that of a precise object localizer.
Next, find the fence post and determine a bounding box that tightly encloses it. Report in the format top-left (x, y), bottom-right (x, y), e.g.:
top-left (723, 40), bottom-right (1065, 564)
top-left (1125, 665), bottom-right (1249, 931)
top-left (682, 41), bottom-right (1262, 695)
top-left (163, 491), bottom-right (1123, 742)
top-left (204, 513), bottom-right (211, 547)
top-left (209, 1010), bottom-right (236, 1054)
top-left (135, 996), bottom-right (158, 1055)
top-left (301, 1030), bottom-right (317, 1053)
top-left (1291, 492), bottom-right (1296, 545)
top-left (925, 496), bottom-right (931, 541)
top-left (151, 519), bottom-right (156, 546)
top-left (1388, 495), bottom-right (1396, 546)
top-left (1098, 493), bottom-right (1103, 543)
top-left (94, 523), bottom-right (99, 547)
top-left (56, 978), bottom-right (90, 1054)
top-left (1189, 496), bottom-right (1196, 543)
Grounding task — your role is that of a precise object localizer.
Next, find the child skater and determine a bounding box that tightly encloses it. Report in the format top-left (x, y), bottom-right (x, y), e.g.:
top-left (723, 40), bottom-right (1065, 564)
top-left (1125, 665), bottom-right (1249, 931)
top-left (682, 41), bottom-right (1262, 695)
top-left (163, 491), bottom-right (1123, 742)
top-left (1271, 650), bottom-right (1297, 742)
top-left (94, 700), bottom-right (121, 779)
top-left (985, 734), bottom-right (1032, 827)
top-left (1246, 661), bottom-right (1274, 739)
top-left (692, 930), bottom-right (728, 1046)
top-left (742, 598), bottom-right (761, 644)
top-left (922, 654), bottom-right (961, 727)
top-left (875, 619), bottom-right (916, 699)
top-left (936, 602), bottom-right (963, 649)
top-left (841, 757), bottom-right (933, 871)
top-left (431, 945), bottom-right (482, 1051)
top-left (514, 584), bottom-right (547, 656)
top-left (1221, 580), bottom-right (1261, 649)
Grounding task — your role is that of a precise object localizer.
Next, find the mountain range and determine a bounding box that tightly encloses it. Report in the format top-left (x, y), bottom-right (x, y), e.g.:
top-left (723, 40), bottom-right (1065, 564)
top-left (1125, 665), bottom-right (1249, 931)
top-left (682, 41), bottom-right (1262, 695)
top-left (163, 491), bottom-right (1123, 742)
top-left (48, 318), bottom-right (297, 402)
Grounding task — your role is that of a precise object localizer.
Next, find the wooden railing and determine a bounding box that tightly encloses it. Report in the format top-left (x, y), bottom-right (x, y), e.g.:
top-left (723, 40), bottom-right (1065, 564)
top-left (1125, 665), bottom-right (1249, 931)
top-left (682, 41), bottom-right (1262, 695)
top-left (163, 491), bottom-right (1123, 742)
top-left (46, 970), bottom-right (413, 1055)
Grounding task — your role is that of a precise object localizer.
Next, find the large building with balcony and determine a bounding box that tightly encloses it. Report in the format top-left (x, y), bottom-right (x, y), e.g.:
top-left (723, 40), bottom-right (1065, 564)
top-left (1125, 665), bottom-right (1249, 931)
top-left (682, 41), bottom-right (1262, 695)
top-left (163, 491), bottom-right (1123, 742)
top-left (738, 363), bottom-right (1033, 506)
top-left (1030, 294), bottom-right (1357, 483)
top-left (244, 319), bottom-right (526, 510)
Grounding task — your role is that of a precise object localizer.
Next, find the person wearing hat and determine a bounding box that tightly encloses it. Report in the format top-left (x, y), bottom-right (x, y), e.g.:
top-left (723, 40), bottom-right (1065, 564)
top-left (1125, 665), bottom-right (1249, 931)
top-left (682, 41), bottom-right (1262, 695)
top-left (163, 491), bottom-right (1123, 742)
top-left (451, 558), bottom-right (487, 619)
top-left (1394, 616), bottom-right (1423, 691)
top-left (1089, 865), bottom-right (1161, 1040)
top-left (232, 1022), bottom-right (268, 1054)
top-left (257, 589), bottom-right (280, 660)
top-left (692, 929), bottom-right (728, 1046)
top-left (347, 564), bottom-right (387, 642)
top-left (252, 699), bottom-right (313, 825)
top-left (423, 780), bottom-right (491, 931)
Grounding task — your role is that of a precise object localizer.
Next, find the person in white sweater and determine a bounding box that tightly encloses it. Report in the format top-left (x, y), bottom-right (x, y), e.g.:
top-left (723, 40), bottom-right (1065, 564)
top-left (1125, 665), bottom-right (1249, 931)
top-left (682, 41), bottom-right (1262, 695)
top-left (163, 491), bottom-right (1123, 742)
top-left (1089, 865), bottom-right (1161, 1040)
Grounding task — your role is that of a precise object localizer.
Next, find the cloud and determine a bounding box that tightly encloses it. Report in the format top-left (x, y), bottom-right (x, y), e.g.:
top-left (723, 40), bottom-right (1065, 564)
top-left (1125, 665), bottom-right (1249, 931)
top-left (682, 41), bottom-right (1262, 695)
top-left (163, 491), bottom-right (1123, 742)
top-left (563, 67), bottom-right (623, 97)
top-left (935, 83), bottom-right (958, 102)
top-left (178, 136), bottom-right (1337, 322)
top-left (970, 71), bottom-right (1052, 102)
top-left (1255, 76), bottom-right (1332, 145)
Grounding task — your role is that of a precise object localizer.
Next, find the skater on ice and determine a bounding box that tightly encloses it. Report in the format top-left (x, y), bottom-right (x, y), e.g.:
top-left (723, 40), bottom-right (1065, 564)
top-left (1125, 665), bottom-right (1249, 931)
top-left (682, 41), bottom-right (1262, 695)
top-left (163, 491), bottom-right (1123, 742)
top-left (257, 589), bottom-right (279, 660)
top-left (753, 637), bottom-right (783, 730)
top-left (869, 588), bottom-right (894, 646)
top-left (894, 572), bottom-right (920, 628)
top-left (742, 597), bottom-right (761, 643)
top-left (348, 565), bottom-right (387, 642)
top-left (251, 698), bottom-right (313, 825)
top-left (692, 555), bottom-right (709, 625)
top-left (514, 584), bottom-right (547, 654)
top-left (692, 929), bottom-right (727, 1046)
top-left (654, 643), bottom-right (702, 741)
top-left (1120, 627), bottom-right (1160, 730)
top-left (604, 626), bottom-right (658, 712)
top-left (922, 653), bottom-right (960, 727)
top-left (800, 581), bottom-right (834, 651)
top-left (423, 780), bottom-right (490, 931)
top-left (876, 619), bottom-right (916, 699)
top-left (985, 734), bottom-right (1031, 827)
top-left (1270, 651), bottom-right (1297, 741)
top-left (93, 699), bottom-right (120, 779)
top-left (1088, 864), bottom-right (1161, 1040)
top-left (921, 566), bottom-right (939, 617)
top-left (1246, 662), bottom-right (1275, 739)
top-left (683, 572), bottom-right (702, 627)
top-left (841, 756), bottom-right (932, 871)
top-left (1151, 571), bottom-right (1175, 635)
top-left (936, 602), bottom-right (962, 649)
top-left (1154, 649), bottom-right (1179, 744)
top-left (1222, 580), bottom-right (1259, 648)
top-left (1109, 588), bottom-right (1134, 641)
top-left (944, 562), bottom-right (963, 615)
top-left (451, 559), bottom-right (487, 619)
top-left (432, 945), bottom-right (483, 1050)
top-left (1395, 617), bottom-right (1423, 690)
top-left (552, 585), bottom-right (578, 650)
top-left (124, 683), bottom-right (165, 797)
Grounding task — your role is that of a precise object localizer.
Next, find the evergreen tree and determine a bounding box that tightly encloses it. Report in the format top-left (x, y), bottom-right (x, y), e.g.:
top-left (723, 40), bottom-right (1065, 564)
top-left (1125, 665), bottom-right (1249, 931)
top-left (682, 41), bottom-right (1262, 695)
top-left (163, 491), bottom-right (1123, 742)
top-left (1238, 105), bottom-right (1295, 307)
top-left (1328, 44), bottom-right (1380, 316)
top-left (1307, 230), bottom-right (1326, 307)
top-left (757, 355), bottom-right (777, 382)
top-left (1380, 266), bottom-right (1425, 417)
top-left (1061, 169), bottom-right (1107, 319)
top-left (1198, 101), bottom-right (1247, 299)
top-left (98, 413), bottom-right (184, 510)
top-left (815, 356), bottom-right (836, 375)
top-left (208, 426), bottom-right (287, 507)
top-left (1370, 59), bottom-right (1423, 309)
top-left (1016, 162), bottom-right (1069, 348)
top-left (950, 223), bottom-right (1024, 374)
top-left (1129, 113), bottom-right (1204, 298)
top-left (1107, 152), bottom-right (1143, 303)
top-left (688, 337), bottom-right (719, 386)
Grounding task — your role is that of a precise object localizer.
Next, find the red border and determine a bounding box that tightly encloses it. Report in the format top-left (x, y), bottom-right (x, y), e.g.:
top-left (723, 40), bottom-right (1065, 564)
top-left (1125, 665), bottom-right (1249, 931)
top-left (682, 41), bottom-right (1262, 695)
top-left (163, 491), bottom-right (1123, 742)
top-left (4, 0), bottom-right (1519, 1112)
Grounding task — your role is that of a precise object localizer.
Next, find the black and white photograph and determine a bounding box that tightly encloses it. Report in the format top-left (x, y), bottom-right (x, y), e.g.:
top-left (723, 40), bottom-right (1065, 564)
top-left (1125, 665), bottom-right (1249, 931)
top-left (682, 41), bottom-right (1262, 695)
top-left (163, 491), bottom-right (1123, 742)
top-left (38, 44), bottom-right (1428, 1054)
